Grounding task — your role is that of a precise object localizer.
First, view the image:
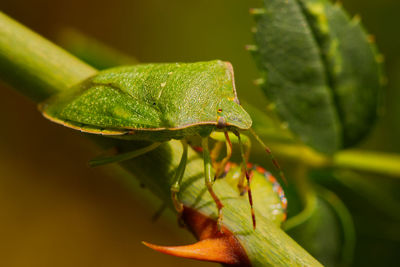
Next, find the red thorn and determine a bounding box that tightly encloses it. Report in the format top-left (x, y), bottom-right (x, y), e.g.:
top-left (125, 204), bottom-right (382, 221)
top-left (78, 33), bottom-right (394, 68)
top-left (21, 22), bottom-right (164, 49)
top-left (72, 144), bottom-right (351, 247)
top-left (143, 207), bottom-right (251, 266)
top-left (142, 238), bottom-right (241, 265)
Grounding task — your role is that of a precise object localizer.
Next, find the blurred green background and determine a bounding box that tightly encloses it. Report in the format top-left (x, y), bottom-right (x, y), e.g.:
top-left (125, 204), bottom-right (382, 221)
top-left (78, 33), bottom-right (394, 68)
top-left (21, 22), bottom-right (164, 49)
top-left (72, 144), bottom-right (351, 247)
top-left (0, 0), bottom-right (399, 266)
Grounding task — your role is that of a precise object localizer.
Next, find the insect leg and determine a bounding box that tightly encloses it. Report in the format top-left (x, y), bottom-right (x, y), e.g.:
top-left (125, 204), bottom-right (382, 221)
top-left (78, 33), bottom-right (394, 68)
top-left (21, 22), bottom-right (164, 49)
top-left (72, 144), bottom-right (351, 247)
top-left (234, 135), bottom-right (251, 194)
top-left (170, 140), bottom-right (188, 213)
top-left (210, 141), bottom-right (224, 171)
top-left (202, 137), bottom-right (224, 229)
top-left (213, 132), bottom-right (233, 179)
top-left (151, 203), bottom-right (167, 222)
top-left (235, 131), bottom-right (256, 229)
top-left (89, 142), bottom-right (161, 167)
top-left (210, 132), bottom-right (251, 180)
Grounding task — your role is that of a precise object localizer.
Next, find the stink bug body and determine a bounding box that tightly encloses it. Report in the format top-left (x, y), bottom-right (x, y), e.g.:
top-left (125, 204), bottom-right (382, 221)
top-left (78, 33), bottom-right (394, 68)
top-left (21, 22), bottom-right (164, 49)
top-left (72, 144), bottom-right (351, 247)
top-left (39, 60), bottom-right (281, 229)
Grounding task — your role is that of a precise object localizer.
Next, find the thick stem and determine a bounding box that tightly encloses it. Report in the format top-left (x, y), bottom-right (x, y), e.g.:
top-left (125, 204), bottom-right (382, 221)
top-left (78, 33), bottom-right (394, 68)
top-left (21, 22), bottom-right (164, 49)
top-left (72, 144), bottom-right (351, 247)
top-left (0, 12), bottom-right (96, 101)
top-left (333, 150), bottom-right (400, 178)
top-left (273, 143), bottom-right (400, 178)
top-left (0, 12), bottom-right (322, 266)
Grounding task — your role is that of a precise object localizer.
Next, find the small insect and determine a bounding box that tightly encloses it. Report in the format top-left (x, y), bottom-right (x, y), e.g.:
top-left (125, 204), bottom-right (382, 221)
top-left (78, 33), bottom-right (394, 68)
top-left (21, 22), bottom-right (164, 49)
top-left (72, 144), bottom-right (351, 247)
top-left (39, 60), bottom-right (283, 229)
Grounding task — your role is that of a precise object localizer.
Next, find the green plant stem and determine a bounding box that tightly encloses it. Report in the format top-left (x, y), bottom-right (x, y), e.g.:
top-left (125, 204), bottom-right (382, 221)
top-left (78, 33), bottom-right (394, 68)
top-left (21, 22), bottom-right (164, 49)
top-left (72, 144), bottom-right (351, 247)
top-left (273, 143), bottom-right (400, 178)
top-left (0, 13), bottom-right (96, 101)
top-left (334, 150), bottom-right (400, 178)
top-left (0, 12), bottom-right (322, 266)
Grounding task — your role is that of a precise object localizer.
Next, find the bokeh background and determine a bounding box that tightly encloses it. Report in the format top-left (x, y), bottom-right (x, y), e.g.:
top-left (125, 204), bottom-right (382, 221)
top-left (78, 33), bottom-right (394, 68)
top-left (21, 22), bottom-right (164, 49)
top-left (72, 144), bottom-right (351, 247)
top-left (0, 0), bottom-right (399, 266)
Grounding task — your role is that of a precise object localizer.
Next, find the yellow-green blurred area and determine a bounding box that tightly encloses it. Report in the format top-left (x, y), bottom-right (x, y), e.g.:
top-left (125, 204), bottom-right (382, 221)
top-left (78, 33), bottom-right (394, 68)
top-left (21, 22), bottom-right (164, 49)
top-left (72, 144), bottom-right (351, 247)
top-left (0, 0), bottom-right (399, 266)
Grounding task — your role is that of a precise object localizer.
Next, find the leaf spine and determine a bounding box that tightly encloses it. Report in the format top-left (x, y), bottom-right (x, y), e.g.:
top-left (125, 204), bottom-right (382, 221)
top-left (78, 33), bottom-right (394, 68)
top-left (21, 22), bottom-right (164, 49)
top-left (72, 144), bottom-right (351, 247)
top-left (367, 34), bottom-right (375, 43)
top-left (376, 54), bottom-right (385, 63)
top-left (280, 122), bottom-right (289, 129)
top-left (245, 44), bottom-right (258, 52)
top-left (249, 8), bottom-right (266, 21)
top-left (267, 103), bottom-right (276, 111)
top-left (334, 1), bottom-right (342, 8)
top-left (253, 78), bottom-right (265, 86)
top-left (351, 14), bottom-right (361, 24)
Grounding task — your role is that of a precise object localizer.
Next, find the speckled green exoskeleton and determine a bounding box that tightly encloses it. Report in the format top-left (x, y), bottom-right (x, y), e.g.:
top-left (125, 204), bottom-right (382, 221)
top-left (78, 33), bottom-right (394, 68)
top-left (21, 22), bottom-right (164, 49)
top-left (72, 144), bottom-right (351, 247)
top-left (40, 60), bottom-right (273, 228)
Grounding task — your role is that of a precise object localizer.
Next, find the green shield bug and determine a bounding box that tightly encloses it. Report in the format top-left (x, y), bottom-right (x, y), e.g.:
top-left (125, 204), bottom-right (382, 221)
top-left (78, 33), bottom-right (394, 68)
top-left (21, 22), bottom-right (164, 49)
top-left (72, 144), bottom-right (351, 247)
top-left (39, 60), bottom-right (283, 229)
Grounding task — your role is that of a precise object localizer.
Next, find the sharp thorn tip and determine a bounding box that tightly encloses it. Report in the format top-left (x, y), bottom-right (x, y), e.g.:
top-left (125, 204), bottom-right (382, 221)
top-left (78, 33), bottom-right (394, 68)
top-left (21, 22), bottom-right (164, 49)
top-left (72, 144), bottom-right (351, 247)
top-left (253, 78), bottom-right (265, 86)
top-left (249, 8), bottom-right (266, 16)
top-left (142, 238), bottom-right (250, 265)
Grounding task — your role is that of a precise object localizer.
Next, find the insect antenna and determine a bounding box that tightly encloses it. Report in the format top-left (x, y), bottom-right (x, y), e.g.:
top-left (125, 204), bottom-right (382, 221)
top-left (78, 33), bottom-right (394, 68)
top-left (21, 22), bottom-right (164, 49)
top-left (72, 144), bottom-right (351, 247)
top-left (234, 131), bottom-right (256, 229)
top-left (248, 128), bottom-right (287, 186)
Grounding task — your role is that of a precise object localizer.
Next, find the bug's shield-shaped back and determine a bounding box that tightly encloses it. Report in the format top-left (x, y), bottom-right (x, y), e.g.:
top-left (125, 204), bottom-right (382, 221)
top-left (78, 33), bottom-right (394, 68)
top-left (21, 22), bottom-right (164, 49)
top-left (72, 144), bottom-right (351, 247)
top-left (39, 60), bottom-right (252, 136)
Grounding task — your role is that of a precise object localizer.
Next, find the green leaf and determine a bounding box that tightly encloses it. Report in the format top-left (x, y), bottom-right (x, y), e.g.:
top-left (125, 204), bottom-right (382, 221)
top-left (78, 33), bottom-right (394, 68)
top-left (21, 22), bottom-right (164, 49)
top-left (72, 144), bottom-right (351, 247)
top-left (300, 0), bottom-right (383, 148)
top-left (251, 0), bottom-right (383, 154)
